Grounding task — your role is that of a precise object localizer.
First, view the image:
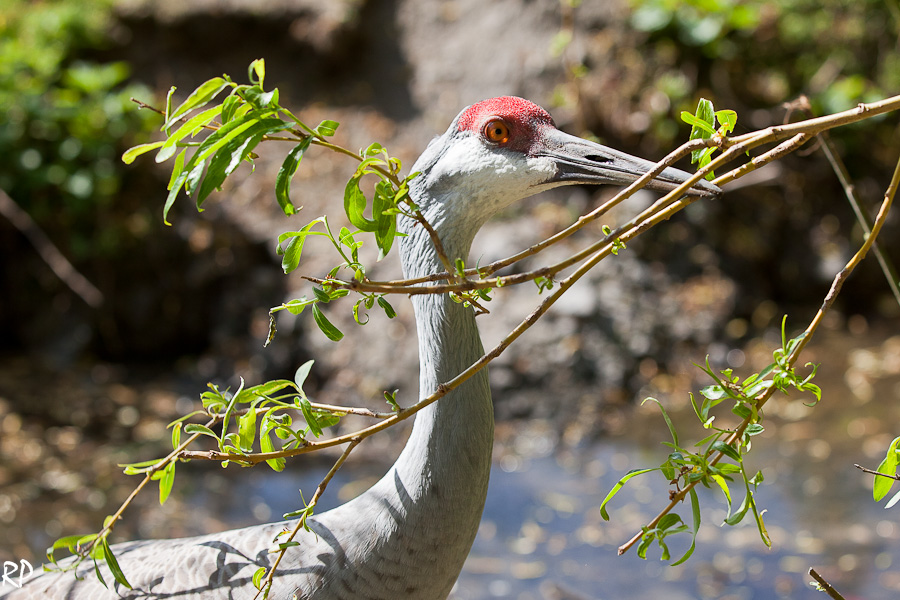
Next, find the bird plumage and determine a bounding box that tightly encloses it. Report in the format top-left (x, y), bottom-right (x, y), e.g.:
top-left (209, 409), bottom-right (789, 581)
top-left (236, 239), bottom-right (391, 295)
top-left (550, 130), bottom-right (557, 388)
top-left (4, 97), bottom-right (719, 600)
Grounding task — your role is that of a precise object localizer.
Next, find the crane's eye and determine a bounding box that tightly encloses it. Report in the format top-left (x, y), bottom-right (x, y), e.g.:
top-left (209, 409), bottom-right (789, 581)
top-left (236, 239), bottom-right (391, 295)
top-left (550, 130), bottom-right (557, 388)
top-left (482, 119), bottom-right (510, 144)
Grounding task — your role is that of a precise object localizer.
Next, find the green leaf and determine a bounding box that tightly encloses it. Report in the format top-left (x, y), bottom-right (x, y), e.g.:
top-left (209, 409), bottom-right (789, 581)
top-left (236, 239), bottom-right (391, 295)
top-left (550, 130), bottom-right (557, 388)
top-left (241, 85), bottom-right (279, 110)
top-left (745, 423), bottom-right (765, 436)
top-left (164, 77), bottom-right (230, 130)
top-left (312, 287), bottom-right (331, 303)
top-left (155, 105), bottom-right (224, 163)
top-left (384, 389), bottom-right (401, 412)
top-left (289, 298), bottom-right (314, 316)
top-left (711, 440), bottom-right (742, 463)
top-left (163, 109), bottom-right (272, 222)
top-left (642, 397), bottom-right (678, 447)
top-left (171, 421), bottom-right (182, 450)
top-left (260, 408), bottom-right (286, 472)
top-left (221, 94), bottom-right (242, 123)
top-left (252, 566), bottom-right (267, 590)
top-left (715, 109), bottom-right (737, 134)
top-left (671, 489), bottom-right (701, 566)
top-left (371, 180), bottom-right (398, 257)
top-left (685, 98), bottom-right (716, 169)
top-left (275, 138), bottom-right (312, 216)
top-left (315, 119), bottom-right (340, 137)
top-left (874, 436), bottom-right (900, 501)
top-left (599, 468), bottom-right (659, 520)
top-left (201, 384), bottom-right (228, 413)
top-left (219, 378), bottom-right (245, 449)
top-left (238, 410), bottom-right (257, 452)
top-left (157, 463), bottom-right (175, 505)
top-left (352, 299), bottom-right (370, 325)
top-left (298, 397), bottom-right (324, 438)
top-left (47, 534), bottom-right (95, 563)
top-left (637, 531), bottom-right (653, 560)
top-left (278, 220), bottom-right (325, 273)
top-left (164, 86), bottom-right (176, 126)
top-left (166, 149), bottom-right (187, 196)
top-left (120, 458), bottom-right (165, 475)
top-left (92, 557), bottom-right (108, 589)
top-left (680, 111), bottom-right (715, 136)
top-left (275, 541), bottom-right (301, 550)
top-left (700, 383), bottom-right (728, 401)
top-left (377, 296), bottom-right (397, 319)
top-left (711, 473), bottom-right (733, 517)
top-left (294, 360), bottom-right (314, 391)
top-left (195, 118), bottom-right (293, 208)
top-left (184, 423), bottom-right (218, 439)
top-left (724, 474), bottom-right (758, 527)
top-left (312, 304), bottom-right (344, 341)
top-left (249, 58), bottom-right (266, 88)
top-left (243, 379), bottom-right (295, 401)
top-left (298, 397), bottom-right (339, 438)
top-left (101, 537), bottom-right (132, 589)
top-left (122, 141), bottom-right (165, 165)
top-left (344, 174), bottom-right (380, 232)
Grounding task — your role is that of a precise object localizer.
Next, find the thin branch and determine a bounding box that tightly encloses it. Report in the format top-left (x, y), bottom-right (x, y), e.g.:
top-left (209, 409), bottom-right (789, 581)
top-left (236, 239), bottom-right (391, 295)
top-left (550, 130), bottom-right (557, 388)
top-left (0, 188), bottom-right (104, 308)
top-left (854, 463), bottom-right (900, 480)
top-left (308, 400), bottom-right (395, 419)
top-left (65, 417), bottom-right (219, 564)
top-left (617, 143), bottom-right (900, 557)
top-left (727, 95), bottom-right (900, 145)
top-left (818, 131), bottom-right (900, 306)
top-left (253, 437), bottom-right (362, 600)
top-left (809, 568), bottom-right (848, 600)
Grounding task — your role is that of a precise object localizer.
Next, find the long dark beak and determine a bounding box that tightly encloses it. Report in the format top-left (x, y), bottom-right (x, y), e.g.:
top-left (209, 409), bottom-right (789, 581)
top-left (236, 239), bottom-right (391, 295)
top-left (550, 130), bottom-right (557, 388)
top-left (538, 128), bottom-right (721, 198)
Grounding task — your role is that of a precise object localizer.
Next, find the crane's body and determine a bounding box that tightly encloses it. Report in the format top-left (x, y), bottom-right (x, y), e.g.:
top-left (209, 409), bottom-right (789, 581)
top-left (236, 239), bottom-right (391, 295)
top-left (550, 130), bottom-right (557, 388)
top-left (4, 97), bottom-right (718, 599)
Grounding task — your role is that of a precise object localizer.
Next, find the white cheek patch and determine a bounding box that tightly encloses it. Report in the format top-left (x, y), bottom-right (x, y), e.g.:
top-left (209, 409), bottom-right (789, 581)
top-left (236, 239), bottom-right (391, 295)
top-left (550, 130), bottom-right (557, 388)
top-left (524, 155), bottom-right (557, 184)
top-left (421, 136), bottom-right (559, 232)
top-left (428, 138), bottom-right (551, 194)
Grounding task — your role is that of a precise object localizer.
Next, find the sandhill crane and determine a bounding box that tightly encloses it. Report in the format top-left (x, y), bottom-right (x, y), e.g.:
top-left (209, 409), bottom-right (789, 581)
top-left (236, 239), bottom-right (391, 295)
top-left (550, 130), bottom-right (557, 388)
top-left (5, 96), bottom-right (719, 599)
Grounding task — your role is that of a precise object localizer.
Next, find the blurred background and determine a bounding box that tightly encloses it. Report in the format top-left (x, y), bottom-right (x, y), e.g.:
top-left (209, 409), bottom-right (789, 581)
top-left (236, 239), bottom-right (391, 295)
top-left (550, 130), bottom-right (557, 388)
top-left (2, 0), bottom-right (900, 598)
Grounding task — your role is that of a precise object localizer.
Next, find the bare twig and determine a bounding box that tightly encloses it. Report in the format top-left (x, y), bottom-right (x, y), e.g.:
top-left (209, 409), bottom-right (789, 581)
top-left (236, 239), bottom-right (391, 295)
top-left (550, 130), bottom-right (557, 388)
top-left (253, 437), bottom-right (362, 600)
top-left (818, 131), bottom-right (900, 306)
top-left (854, 463), bottom-right (900, 480)
top-left (65, 417), bottom-right (219, 565)
top-left (0, 188), bottom-right (104, 308)
top-left (808, 568), bottom-right (847, 600)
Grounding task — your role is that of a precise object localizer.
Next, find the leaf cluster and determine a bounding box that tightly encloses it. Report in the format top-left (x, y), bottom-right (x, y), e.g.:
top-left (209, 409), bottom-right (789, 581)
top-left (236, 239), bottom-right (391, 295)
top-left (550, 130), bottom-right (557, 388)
top-left (46, 517), bottom-right (131, 591)
top-left (176, 360), bottom-right (339, 472)
top-left (45, 360), bottom-right (343, 579)
top-left (599, 317), bottom-right (821, 563)
top-left (123, 60), bottom-right (418, 343)
top-left (680, 97), bottom-right (737, 180)
top-left (268, 216), bottom-right (398, 343)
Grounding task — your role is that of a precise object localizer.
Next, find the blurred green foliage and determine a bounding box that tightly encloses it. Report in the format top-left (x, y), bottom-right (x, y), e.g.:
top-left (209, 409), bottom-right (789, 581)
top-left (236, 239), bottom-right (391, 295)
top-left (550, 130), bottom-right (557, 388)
top-left (627, 0), bottom-right (900, 143)
top-left (0, 0), bottom-right (155, 259)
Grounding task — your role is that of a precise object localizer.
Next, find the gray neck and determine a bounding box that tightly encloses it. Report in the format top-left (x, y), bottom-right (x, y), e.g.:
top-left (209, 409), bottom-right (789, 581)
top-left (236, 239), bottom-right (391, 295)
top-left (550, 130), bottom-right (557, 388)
top-left (393, 218), bottom-right (494, 498)
top-left (305, 217), bottom-right (493, 599)
top-left (389, 216), bottom-right (494, 559)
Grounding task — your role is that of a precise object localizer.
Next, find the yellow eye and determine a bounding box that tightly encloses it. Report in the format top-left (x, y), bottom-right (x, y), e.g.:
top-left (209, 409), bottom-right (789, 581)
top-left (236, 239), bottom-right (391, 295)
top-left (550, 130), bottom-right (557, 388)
top-left (482, 119), bottom-right (510, 144)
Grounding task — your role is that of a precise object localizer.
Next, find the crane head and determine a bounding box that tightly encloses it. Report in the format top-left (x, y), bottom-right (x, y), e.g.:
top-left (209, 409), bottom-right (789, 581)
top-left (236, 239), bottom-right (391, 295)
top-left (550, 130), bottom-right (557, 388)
top-left (408, 96), bottom-right (721, 237)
